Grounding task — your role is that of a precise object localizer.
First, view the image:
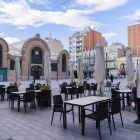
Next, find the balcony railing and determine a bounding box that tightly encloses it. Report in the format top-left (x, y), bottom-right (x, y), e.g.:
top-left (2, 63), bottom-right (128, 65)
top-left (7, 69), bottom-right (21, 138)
top-left (84, 56), bottom-right (95, 59)
top-left (76, 49), bottom-right (82, 52)
top-left (76, 39), bottom-right (82, 42)
top-left (107, 65), bottom-right (117, 69)
top-left (105, 58), bottom-right (116, 61)
top-left (76, 43), bottom-right (82, 46)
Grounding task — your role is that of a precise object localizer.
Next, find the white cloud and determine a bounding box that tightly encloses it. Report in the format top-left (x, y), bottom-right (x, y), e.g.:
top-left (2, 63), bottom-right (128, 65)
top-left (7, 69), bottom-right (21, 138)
top-left (4, 37), bottom-right (20, 44)
top-left (0, 0), bottom-right (101, 31)
top-left (28, 0), bottom-right (50, 5)
top-left (120, 9), bottom-right (140, 20)
top-left (0, 32), bottom-right (4, 36)
top-left (75, 0), bottom-right (129, 11)
top-left (0, 0), bottom-right (129, 32)
top-left (102, 32), bottom-right (118, 38)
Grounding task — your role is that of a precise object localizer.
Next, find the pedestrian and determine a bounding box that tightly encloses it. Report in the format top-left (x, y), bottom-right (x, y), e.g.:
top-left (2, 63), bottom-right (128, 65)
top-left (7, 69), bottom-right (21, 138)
top-left (110, 74), bottom-right (113, 83)
top-left (32, 75), bottom-right (35, 84)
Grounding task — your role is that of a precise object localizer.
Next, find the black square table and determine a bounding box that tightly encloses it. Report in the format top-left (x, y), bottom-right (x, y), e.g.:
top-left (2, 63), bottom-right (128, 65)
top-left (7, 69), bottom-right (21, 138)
top-left (63, 96), bottom-right (110, 135)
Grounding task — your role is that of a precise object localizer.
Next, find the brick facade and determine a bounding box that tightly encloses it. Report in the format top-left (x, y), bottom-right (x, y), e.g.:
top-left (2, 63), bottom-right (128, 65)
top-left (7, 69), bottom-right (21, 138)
top-left (128, 21), bottom-right (140, 56)
top-left (83, 29), bottom-right (107, 51)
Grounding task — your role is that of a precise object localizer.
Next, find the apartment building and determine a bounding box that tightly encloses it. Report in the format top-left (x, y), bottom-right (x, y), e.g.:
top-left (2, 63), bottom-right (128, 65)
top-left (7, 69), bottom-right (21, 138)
top-left (104, 42), bottom-right (125, 77)
top-left (69, 27), bottom-right (107, 77)
top-left (128, 19), bottom-right (140, 56)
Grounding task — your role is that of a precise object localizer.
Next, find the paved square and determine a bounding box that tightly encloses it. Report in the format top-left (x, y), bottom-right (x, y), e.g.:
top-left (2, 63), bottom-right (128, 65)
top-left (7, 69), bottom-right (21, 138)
top-left (0, 78), bottom-right (140, 140)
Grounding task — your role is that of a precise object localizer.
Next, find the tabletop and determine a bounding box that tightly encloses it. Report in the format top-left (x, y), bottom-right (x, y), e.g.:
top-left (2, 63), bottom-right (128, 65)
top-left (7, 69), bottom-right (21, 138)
top-left (2, 87), bottom-right (6, 89)
top-left (11, 90), bottom-right (41, 95)
top-left (116, 90), bottom-right (131, 93)
top-left (66, 87), bottom-right (72, 89)
top-left (64, 96), bottom-right (109, 106)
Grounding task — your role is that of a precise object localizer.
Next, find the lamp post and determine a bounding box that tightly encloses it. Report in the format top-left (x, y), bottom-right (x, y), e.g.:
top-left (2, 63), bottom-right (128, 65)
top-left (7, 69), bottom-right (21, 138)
top-left (28, 62), bottom-right (29, 81)
top-left (57, 57), bottom-right (58, 81)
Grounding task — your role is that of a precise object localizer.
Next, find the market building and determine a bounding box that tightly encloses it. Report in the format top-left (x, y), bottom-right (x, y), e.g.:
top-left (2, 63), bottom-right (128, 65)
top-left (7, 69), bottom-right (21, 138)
top-left (0, 33), bottom-right (69, 81)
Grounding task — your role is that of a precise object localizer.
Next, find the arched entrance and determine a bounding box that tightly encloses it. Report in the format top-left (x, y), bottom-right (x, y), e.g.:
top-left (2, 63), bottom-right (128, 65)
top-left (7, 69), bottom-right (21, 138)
top-left (31, 66), bottom-right (42, 79)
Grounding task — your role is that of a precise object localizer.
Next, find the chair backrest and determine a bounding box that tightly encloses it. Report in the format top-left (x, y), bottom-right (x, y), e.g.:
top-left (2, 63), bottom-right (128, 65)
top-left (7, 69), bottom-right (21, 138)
top-left (111, 88), bottom-right (119, 99)
top-left (69, 87), bottom-right (76, 95)
top-left (111, 97), bottom-right (120, 114)
top-left (77, 86), bottom-right (84, 93)
top-left (29, 84), bottom-right (34, 88)
top-left (10, 88), bottom-right (18, 93)
top-left (97, 101), bottom-right (108, 120)
top-left (53, 95), bottom-right (63, 109)
top-left (117, 82), bottom-right (120, 87)
top-left (0, 85), bottom-right (5, 87)
top-left (86, 83), bottom-right (90, 89)
top-left (36, 84), bottom-right (41, 90)
top-left (26, 88), bottom-right (34, 91)
top-left (0, 87), bottom-right (3, 94)
top-left (106, 82), bottom-right (111, 87)
top-left (24, 91), bottom-right (35, 102)
top-left (61, 85), bottom-right (66, 93)
top-left (7, 86), bottom-right (16, 94)
top-left (40, 90), bottom-right (50, 100)
top-left (91, 84), bottom-right (97, 90)
top-left (83, 81), bottom-right (87, 86)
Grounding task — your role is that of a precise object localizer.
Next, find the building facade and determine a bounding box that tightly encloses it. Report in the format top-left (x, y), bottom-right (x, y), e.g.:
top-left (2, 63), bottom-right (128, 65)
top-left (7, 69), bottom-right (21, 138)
top-left (104, 42), bottom-right (125, 77)
top-left (0, 34), bottom-right (69, 81)
top-left (69, 27), bottom-right (107, 76)
top-left (128, 19), bottom-right (140, 56)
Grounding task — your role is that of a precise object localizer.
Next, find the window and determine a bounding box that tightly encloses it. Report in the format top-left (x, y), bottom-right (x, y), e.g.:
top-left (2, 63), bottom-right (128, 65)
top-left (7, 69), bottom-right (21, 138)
top-left (62, 54), bottom-right (66, 72)
top-left (93, 52), bottom-right (95, 57)
top-left (10, 59), bottom-right (15, 70)
top-left (51, 63), bottom-right (57, 71)
top-left (31, 47), bottom-right (42, 64)
top-left (93, 59), bottom-right (95, 64)
top-left (89, 53), bottom-right (91, 57)
top-left (0, 45), bottom-right (2, 67)
top-left (10, 59), bottom-right (22, 70)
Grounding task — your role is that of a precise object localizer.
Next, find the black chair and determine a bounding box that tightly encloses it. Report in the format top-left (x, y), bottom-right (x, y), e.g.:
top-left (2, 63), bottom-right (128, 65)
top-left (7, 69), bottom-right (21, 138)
top-left (19, 91), bottom-right (36, 113)
top-left (36, 84), bottom-right (41, 90)
top-left (77, 86), bottom-right (85, 98)
top-left (26, 88), bottom-right (34, 91)
top-left (0, 87), bottom-right (4, 100)
top-left (84, 101), bottom-right (112, 140)
top-left (29, 84), bottom-right (34, 89)
top-left (85, 83), bottom-right (91, 96)
top-left (10, 88), bottom-right (19, 108)
top-left (66, 87), bottom-right (77, 100)
top-left (38, 90), bottom-right (51, 110)
top-left (7, 86), bottom-right (16, 101)
top-left (51, 95), bottom-right (74, 125)
top-left (111, 88), bottom-right (119, 100)
top-left (60, 85), bottom-right (67, 100)
top-left (108, 97), bottom-right (123, 130)
top-left (91, 84), bottom-right (97, 96)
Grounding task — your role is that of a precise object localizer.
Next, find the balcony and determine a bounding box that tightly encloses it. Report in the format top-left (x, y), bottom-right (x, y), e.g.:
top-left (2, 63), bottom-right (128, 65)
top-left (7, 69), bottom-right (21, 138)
top-left (76, 49), bottom-right (82, 52)
top-left (83, 63), bottom-right (90, 67)
top-left (76, 43), bottom-right (82, 46)
top-left (107, 65), bottom-right (117, 69)
top-left (90, 63), bottom-right (95, 66)
top-left (76, 39), bottom-right (82, 42)
top-left (84, 56), bottom-right (95, 59)
top-left (105, 58), bottom-right (116, 61)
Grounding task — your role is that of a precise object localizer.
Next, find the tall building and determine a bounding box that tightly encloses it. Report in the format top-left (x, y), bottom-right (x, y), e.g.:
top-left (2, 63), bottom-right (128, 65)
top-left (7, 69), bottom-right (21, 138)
top-left (69, 27), bottom-right (107, 75)
top-left (128, 19), bottom-right (140, 56)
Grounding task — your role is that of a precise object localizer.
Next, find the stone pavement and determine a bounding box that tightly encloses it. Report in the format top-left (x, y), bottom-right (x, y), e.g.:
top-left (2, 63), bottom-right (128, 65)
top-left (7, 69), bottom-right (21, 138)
top-left (0, 78), bottom-right (140, 140)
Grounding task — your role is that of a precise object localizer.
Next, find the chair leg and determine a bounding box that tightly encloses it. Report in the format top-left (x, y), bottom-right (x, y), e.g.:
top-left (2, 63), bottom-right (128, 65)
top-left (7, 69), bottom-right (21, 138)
top-left (41, 100), bottom-right (42, 110)
top-left (120, 112), bottom-right (123, 127)
top-left (108, 118), bottom-right (112, 135)
top-left (72, 105), bottom-right (74, 123)
top-left (51, 111), bottom-right (54, 125)
top-left (25, 102), bottom-right (26, 113)
top-left (34, 101), bottom-right (36, 112)
top-left (60, 112), bottom-right (62, 121)
top-left (112, 114), bottom-right (116, 130)
top-left (98, 127), bottom-right (102, 140)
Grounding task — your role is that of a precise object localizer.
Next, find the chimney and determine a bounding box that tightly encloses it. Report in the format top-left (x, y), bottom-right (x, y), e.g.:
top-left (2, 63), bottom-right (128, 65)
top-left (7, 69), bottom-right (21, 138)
top-left (49, 33), bottom-right (51, 39)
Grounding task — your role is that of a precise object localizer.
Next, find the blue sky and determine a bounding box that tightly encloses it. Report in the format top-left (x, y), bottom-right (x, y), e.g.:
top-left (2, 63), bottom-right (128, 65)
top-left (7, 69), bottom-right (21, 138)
top-left (0, 0), bottom-right (140, 50)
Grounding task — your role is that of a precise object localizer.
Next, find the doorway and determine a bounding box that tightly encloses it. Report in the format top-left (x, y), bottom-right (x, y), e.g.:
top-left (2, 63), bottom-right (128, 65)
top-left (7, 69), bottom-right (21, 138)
top-left (31, 66), bottom-right (42, 79)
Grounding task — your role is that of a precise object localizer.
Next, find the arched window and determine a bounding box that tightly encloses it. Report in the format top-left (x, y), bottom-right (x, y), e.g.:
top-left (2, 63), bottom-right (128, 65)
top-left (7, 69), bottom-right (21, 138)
top-left (0, 45), bottom-right (2, 67)
top-left (31, 47), bottom-right (42, 64)
top-left (62, 54), bottom-right (66, 72)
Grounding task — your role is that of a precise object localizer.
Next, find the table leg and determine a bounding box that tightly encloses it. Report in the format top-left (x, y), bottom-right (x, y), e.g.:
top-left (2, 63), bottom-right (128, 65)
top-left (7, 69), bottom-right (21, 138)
top-left (92, 103), bottom-right (94, 111)
top-left (79, 106), bottom-right (81, 123)
top-left (81, 106), bottom-right (85, 135)
top-left (63, 103), bottom-right (67, 129)
top-left (123, 93), bottom-right (125, 110)
top-left (18, 96), bottom-right (20, 112)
